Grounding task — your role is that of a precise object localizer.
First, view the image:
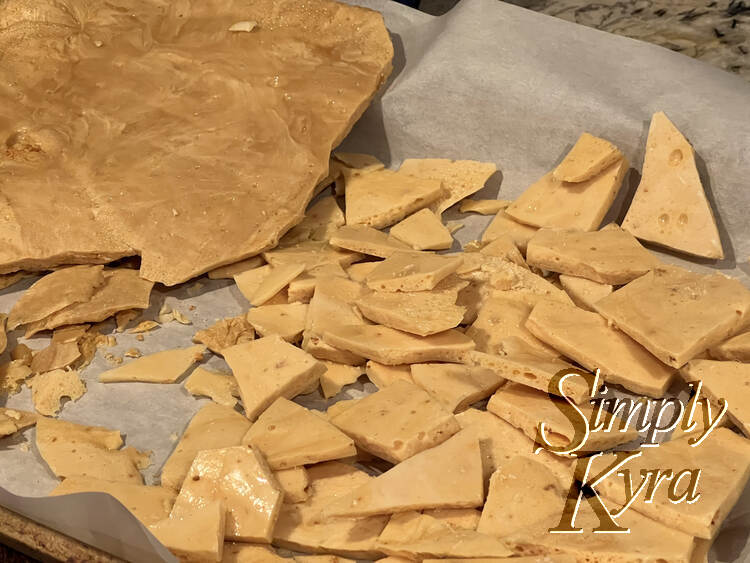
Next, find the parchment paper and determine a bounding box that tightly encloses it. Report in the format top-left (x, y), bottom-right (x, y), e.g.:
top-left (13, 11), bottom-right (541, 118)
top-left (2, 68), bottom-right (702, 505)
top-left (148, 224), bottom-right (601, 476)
top-left (1, 0), bottom-right (749, 561)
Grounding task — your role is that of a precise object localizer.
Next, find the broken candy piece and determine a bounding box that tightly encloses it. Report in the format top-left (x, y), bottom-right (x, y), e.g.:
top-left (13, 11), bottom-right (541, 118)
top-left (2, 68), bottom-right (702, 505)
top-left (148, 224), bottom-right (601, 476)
top-left (459, 199), bottom-right (510, 215)
top-left (250, 263), bottom-right (306, 307)
top-left (36, 417), bottom-right (149, 484)
top-left (421, 508), bottom-right (481, 531)
top-left (525, 226), bottom-right (660, 285)
top-left (247, 303), bottom-right (307, 342)
top-left (30, 340), bottom-right (81, 375)
top-left (333, 152), bottom-right (385, 172)
top-left (389, 209), bottom-right (454, 251)
top-left (50, 476), bottom-right (175, 526)
top-left (505, 158), bottom-right (629, 231)
top-left (375, 511), bottom-right (513, 559)
top-left (234, 265), bottom-right (273, 301)
top-left (622, 111), bottom-right (724, 259)
top-left (710, 331), bottom-right (750, 362)
top-left (0, 407), bottom-right (37, 438)
top-left (552, 132), bottom-right (623, 183)
top-left (223, 335), bottom-right (326, 420)
top-left (24, 269), bottom-right (154, 337)
top-left (99, 345), bottom-right (205, 383)
top-left (0, 360), bottom-right (33, 394)
top-left (323, 324), bottom-right (475, 366)
top-left (287, 263), bottom-right (349, 304)
top-left (365, 252), bottom-right (463, 292)
top-left (526, 299), bottom-right (675, 397)
top-left (356, 290), bottom-right (465, 336)
top-left (129, 320), bottom-right (159, 334)
top-left (184, 367), bottom-right (239, 407)
top-left (161, 403), bottom-right (252, 491)
top-left (273, 462), bottom-right (389, 559)
top-left (263, 240), bottom-right (361, 270)
top-left (365, 361), bottom-right (413, 388)
top-left (242, 397), bottom-right (356, 470)
top-left (329, 379), bottom-right (460, 463)
top-left (480, 210), bottom-right (538, 254)
top-left (323, 430), bottom-right (483, 517)
top-left (330, 225), bottom-right (413, 259)
top-left (463, 346), bottom-right (590, 404)
top-left (115, 310), bottom-right (140, 332)
top-left (11, 344), bottom-right (33, 366)
top-left (465, 293), bottom-right (557, 357)
top-left (588, 428), bottom-right (750, 539)
top-left (29, 369), bottom-right (86, 416)
top-left (8, 265), bottom-right (105, 329)
top-left (487, 383), bottom-right (638, 452)
top-left (30, 338), bottom-right (81, 375)
top-left (680, 359), bottom-right (750, 438)
top-left (345, 168), bottom-right (443, 229)
top-left (558, 274), bottom-right (612, 311)
top-left (282, 195), bottom-right (345, 244)
top-left (223, 543), bottom-right (289, 562)
top-left (410, 363), bottom-right (503, 413)
top-left (476, 235), bottom-right (527, 269)
top-left (398, 158), bottom-right (497, 215)
top-left (319, 361), bottom-right (362, 398)
top-left (302, 278), bottom-right (369, 366)
top-left (462, 258), bottom-right (573, 306)
top-left (594, 265), bottom-right (750, 368)
top-left (455, 409), bottom-right (573, 489)
top-left (275, 467), bottom-right (309, 504)
top-left (171, 446), bottom-right (282, 542)
top-left (0, 313), bottom-right (6, 355)
top-left (478, 456), bottom-right (566, 538)
top-left (193, 316), bottom-right (254, 355)
top-left (207, 256), bottom-right (265, 280)
top-left (149, 501), bottom-right (225, 562)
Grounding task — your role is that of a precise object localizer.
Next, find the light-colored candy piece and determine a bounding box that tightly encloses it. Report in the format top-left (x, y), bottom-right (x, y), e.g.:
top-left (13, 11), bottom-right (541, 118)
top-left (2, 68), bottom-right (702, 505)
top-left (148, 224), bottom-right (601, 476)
top-left (242, 398), bottom-right (356, 470)
top-left (622, 111), bottom-right (723, 259)
top-left (224, 336), bottom-right (326, 420)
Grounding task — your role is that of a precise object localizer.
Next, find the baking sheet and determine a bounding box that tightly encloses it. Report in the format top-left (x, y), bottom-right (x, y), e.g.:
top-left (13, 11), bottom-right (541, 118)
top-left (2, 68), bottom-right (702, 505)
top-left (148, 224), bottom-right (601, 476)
top-left (1, 0), bottom-right (750, 560)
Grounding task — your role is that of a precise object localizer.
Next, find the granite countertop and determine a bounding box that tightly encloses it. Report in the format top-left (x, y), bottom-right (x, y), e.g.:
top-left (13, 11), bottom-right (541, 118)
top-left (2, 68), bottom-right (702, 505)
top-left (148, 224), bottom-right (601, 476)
top-left (421, 0), bottom-right (750, 80)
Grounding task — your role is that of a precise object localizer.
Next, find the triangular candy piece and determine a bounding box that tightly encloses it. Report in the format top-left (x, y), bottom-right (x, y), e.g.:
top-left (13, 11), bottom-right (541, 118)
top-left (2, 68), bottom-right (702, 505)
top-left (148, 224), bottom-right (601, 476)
top-left (242, 398), bottom-right (356, 470)
top-left (345, 168), bottom-right (443, 229)
top-left (622, 112), bottom-right (723, 259)
top-left (99, 345), bottom-right (205, 383)
top-left (323, 429), bottom-right (483, 517)
top-left (224, 335), bottom-right (326, 420)
top-left (389, 209), bottom-right (453, 250)
top-left (553, 132), bottom-right (623, 182)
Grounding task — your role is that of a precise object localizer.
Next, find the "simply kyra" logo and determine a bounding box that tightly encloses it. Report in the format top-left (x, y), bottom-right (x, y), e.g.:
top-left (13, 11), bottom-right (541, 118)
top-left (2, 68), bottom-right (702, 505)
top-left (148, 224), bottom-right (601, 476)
top-left (535, 369), bottom-right (728, 534)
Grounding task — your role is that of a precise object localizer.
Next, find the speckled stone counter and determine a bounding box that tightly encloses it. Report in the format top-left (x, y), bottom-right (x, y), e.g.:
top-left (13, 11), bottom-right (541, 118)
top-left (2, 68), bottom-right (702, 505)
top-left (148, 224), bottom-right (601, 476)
top-left (421, 0), bottom-right (750, 80)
